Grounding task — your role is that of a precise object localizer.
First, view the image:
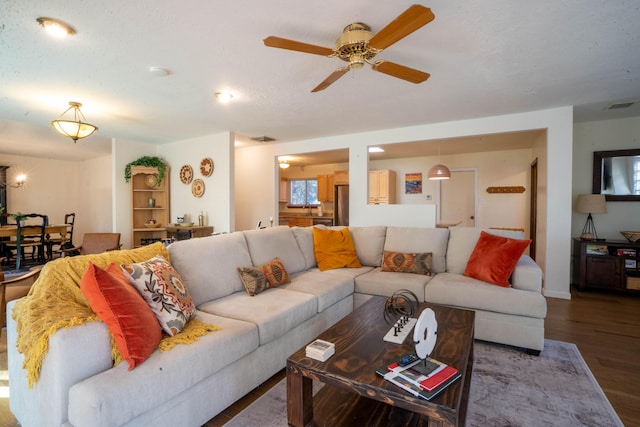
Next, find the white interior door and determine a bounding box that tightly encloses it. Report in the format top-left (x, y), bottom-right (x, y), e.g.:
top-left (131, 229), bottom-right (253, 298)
top-left (439, 169), bottom-right (476, 227)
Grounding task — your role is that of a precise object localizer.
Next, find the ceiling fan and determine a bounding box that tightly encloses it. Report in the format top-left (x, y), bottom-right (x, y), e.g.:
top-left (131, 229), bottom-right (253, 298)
top-left (263, 4), bottom-right (435, 93)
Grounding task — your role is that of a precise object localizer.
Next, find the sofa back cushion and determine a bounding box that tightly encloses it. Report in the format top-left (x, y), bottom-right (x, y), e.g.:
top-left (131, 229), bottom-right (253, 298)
top-left (383, 227), bottom-right (449, 273)
top-left (446, 227), bottom-right (526, 274)
top-left (291, 226), bottom-right (317, 269)
top-left (350, 226), bottom-right (387, 266)
top-left (243, 226), bottom-right (307, 275)
top-left (168, 232), bottom-right (252, 306)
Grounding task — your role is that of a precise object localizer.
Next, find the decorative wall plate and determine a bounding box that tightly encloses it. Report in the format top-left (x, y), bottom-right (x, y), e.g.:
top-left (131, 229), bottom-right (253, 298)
top-left (192, 179), bottom-right (205, 198)
top-left (200, 157), bottom-right (214, 177)
top-left (144, 174), bottom-right (158, 187)
top-left (179, 165), bottom-right (193, 184)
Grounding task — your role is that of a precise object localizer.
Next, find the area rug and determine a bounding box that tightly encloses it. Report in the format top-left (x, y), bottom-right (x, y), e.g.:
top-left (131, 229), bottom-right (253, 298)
top-left (226, 339), bottom-right (623, 427)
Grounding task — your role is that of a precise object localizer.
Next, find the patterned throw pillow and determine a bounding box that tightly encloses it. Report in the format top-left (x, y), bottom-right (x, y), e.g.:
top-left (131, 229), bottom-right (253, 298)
top-left (238, 257), bottom-right (290, 296)
top-left (381, 251), bottom-right (433, 275)
top-left (121, 256), bottom-right (196, 336)
top-left (80, 262), bottom-right (163, 369)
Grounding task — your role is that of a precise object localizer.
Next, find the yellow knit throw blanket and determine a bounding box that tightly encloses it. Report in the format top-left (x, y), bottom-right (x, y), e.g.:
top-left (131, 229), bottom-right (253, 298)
top-left (12, 242), bottom-right (220, 387)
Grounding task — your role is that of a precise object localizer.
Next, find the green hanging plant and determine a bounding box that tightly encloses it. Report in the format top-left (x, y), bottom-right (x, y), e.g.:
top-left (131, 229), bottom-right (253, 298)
top-left (124, 156), bottom-right (167, 186)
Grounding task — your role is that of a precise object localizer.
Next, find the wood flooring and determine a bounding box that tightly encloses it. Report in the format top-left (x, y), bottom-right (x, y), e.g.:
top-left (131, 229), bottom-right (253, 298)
top-left (2, 289), bottom-right (639, 427)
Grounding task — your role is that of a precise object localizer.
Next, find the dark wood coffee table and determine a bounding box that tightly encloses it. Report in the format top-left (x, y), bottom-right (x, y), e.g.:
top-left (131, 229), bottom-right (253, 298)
top-left (287, 295), bottom-right (475, 427)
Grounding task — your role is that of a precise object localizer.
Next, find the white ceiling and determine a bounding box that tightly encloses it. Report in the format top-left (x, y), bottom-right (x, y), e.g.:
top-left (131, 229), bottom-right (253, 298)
top-left (1, 1), bottom-right (639, 161)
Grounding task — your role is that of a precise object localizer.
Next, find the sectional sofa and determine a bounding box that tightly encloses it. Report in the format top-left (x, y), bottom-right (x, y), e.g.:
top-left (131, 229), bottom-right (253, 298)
top-left (7, 225), bottom-right (546, 427)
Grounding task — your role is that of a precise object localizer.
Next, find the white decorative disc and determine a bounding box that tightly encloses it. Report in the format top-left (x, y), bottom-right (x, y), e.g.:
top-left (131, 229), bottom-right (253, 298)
top-left (413, 308), bottom-right (437, 359)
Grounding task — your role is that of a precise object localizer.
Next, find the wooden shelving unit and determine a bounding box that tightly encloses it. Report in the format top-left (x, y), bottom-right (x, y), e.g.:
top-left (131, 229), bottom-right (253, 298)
top-left (572, 238), bottom-right (640, 293)
top-left (130, 165), bottom-right (170, 248)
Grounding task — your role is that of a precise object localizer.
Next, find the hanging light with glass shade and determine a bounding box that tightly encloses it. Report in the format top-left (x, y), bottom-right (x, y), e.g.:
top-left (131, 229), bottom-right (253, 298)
top-left (51, 102), bottom-right (98, 142)
top-left (428, 143), bottom-right (450, 180)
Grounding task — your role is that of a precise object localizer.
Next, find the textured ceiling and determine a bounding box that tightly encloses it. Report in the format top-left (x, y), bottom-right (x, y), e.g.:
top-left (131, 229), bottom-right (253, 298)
top-left (1, 0), bottom-right (639, 161)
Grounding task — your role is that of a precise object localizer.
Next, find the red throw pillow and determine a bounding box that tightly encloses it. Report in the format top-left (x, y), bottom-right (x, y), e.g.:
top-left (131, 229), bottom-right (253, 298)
top-left (463, 231), bottom-right (531, 287)
top-left (80, 261), bottom-right (163, 369)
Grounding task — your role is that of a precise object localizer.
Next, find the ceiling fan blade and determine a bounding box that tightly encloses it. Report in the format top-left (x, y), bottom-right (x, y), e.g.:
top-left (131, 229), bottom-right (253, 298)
top-left (263, 36), bottom-right (334, 56)
top-left (368, 4), bottom-right (435, 51)
top-left (311, 67), bottom-right (350, 92)
top-left (372, 60), bottom-right (430, 84)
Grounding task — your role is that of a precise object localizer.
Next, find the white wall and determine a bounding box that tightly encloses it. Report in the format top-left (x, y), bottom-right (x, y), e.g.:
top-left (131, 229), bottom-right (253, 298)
top-left (113, 132), bottom-right (235, 248)
top-left (573, 116), bottom-right (640, 240)
top-left (77, 155), bottom-right (113, 243)
top-left (1, 153), bottom-right (111, 246)
top-left (235, 107), bottom-right (573, 299)
top-left (370, 148), bottom-right (532, 231)
top-left (157, 132), bottom-right (234, 234)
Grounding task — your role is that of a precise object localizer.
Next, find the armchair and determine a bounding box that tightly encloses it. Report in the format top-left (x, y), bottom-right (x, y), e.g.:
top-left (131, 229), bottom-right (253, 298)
top-left (60, 233), bottom-right (122, 257)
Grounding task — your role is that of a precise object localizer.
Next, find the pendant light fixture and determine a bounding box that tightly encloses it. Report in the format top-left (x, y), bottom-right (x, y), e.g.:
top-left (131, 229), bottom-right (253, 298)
top-left (51, 102), bottom-right (98, 142)
top-left (428, 142), bottom-right (450, 180)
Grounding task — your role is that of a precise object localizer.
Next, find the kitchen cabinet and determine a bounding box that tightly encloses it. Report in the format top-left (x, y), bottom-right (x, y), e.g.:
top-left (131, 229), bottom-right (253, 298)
top-left (287, 217), bottom-right (314, 227)
top-left (130, 165), bottom-right (170, 248)
top-left (317, 174), bottom-right (334, 202)
top-left (368, 170), bottom-right (396, 204)
top-left (279, 179), bottom-right (288, 202)
top-left (572, 238), bottom-right (640, 293)
top-left (334, 170), bottom-right (349, 185)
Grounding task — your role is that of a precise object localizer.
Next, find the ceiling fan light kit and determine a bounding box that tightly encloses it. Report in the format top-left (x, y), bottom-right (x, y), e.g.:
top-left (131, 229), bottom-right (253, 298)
top-left (263, 4), bottom-right (434, 92)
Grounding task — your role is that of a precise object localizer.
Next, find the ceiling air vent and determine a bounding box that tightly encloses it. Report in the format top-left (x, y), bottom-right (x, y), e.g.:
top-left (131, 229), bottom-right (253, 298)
top-left (250, 136), bottom-right (276, 143)
top-left (605, 101), bottom-right (636, 110)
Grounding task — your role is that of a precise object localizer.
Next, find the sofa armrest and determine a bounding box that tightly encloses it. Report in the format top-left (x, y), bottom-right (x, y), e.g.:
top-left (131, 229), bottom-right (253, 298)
top-left (511, 255), bottom-right (543, 293)
top-left (8, 300), bottom-right (113, 427)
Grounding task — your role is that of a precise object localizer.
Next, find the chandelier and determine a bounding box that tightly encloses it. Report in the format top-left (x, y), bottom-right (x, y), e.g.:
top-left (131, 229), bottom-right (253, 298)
top-left (51, 102), bottom-right (98, 142)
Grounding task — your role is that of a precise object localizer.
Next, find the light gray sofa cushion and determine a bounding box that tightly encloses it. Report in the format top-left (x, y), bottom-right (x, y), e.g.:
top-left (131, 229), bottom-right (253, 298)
top-left (243, 226), bottom-right (307, 274)
top-left (446, 227), bottom-right (526, 274)
top-left (383, 227), bottom-right (449, 273)
top-left (291, 226), bottom-right (316, 270)
top-left (169, 232), bottom-right (251, 306)
top-left (284, 270), bottom-right (354, 312)
top-left (350, 226), bottom-right (387, 266)
top-left (425, 272), bottom-right (547, 318)
top-left (354, 267), bottom-right (434, 301)
top-left (198, 288), bottom-right (317, 345)
top-left (67, 311), bottom-right (258, 427)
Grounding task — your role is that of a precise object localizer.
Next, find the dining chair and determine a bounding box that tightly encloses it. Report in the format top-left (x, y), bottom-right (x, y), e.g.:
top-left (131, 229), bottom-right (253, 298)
top-left (5, 213), bottom-right (48, 270)
top-left (60, 232), bottom-right (122, 257)
top-left (0, 266), bottom-right (42, 338)
top-left (46, 212), bottom-right (76, 259)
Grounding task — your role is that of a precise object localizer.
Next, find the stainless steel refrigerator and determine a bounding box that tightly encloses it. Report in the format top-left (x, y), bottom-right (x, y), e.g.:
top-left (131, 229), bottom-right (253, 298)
top-left (334, 185), bottom-right (349, 226)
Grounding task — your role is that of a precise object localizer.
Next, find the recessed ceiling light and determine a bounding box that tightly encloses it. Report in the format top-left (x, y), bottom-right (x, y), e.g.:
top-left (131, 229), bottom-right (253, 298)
top-left (369, 146), bottom-right (384, 153)
top-left (36, 17), bottom-right (76, 38)
top-left (215, 92), bottom-right (233, 103)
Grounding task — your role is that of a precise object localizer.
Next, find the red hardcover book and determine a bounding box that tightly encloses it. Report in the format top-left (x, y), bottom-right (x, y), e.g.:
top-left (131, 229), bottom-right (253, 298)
top-left (418, 365), bottom-right (459, 392)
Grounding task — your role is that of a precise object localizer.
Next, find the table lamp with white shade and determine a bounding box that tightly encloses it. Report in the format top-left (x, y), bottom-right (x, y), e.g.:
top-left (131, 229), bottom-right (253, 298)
top-left (575, 194), bottom-right (607, 241)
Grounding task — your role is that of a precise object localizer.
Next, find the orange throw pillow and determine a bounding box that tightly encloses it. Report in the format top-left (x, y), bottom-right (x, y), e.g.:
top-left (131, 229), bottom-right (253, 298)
top-left (463, 231), bottom-right (531, 287)
top-left (80, 261), bottom-right (163, 369)
top-left (312, 227), bottom-right (362, 271)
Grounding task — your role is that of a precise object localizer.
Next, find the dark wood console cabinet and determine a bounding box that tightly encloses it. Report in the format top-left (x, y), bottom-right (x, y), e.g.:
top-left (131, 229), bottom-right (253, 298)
top-left (572, 238), bottom-right (640, 293)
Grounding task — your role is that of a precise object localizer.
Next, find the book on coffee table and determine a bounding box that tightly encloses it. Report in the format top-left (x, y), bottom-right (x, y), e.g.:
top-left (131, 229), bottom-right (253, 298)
top-left (376, 353), bottom-right (461, 400)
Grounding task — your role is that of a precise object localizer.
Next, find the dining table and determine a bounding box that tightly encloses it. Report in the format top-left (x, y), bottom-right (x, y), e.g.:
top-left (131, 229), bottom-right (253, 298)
top-left (0, 224), bottom-right (71, 265)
